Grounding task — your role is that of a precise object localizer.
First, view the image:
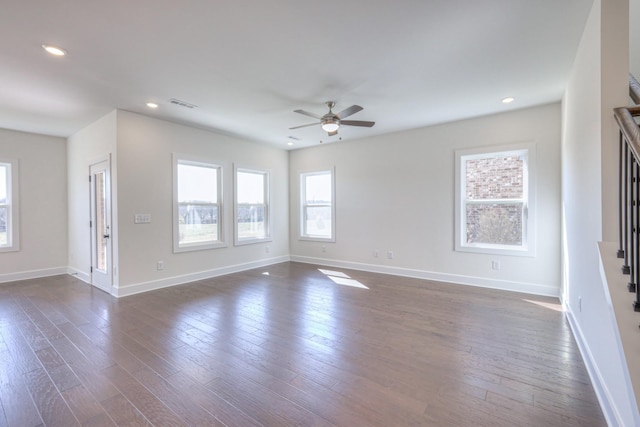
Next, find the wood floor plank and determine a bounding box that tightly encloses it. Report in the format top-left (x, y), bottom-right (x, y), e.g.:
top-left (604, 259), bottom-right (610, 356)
top-left (0, 398), bottom-right (7, 427)
top-left (100, 365), bottom-right (187, 426)
top-left (48, 336), bottom-right (121, 403)
top-left (22, 367), bottom-right (79, 426)
top-left (165, 370), bottom-right (264, 427)
top-left (61, 384), bottom-right (113, 426)
top-left (99, 394), bottom-right (153, 427)
top-left (0, 263), bottom-right (607, 426)
top-left (0, 349), bottom-right (43, 427)
top-left (56, 322), bottom-right (115, 371)
top-left (0, 324), bottom-right (42, 375)
top-left (131, 368), bottom-right (225, 426)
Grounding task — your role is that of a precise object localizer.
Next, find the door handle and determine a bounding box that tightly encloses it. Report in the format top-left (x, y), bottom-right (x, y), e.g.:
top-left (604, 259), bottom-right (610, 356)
top-left (103, 234), bottom-right (110, 239)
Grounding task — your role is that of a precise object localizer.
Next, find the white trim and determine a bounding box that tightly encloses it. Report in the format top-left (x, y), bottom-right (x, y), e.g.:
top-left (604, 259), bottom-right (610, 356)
top-left (564, 305), bottom-right (621, 427)
top-left (0, 267), bottom-right (68, 284)
top-left (290, 255), bottom-right (559, 297)
top-left (590, 241), bottom-right (640, 427)
top-left (113, 255), bottom-right (290, 297)
top-left (454, 142), bottom-right (536, 257)
top-left (67, 267), bottom-right (91, 284)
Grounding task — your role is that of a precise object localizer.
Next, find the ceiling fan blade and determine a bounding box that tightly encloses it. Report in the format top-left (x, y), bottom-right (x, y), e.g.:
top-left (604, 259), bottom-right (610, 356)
top-left (340, 120), bottom-right (375, 127)
top-left (294, 109), bottom-right (323, 120)
top-left (335, 105), bottom-right (363, 119)
top-left (289, 122), bottom-right (319, 130)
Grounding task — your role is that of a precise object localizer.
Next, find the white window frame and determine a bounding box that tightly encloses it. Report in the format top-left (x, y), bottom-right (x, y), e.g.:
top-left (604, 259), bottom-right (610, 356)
top-left (454, 143), bottom-right (536, 257)
top-left (172, 154), bottom-right (225, 253)
top-left (0, 158), bottom-right (19, 253)
top-left (299, 168), bottom-right (335, 242)
top-left (234, 165), bottom-right (271, 246)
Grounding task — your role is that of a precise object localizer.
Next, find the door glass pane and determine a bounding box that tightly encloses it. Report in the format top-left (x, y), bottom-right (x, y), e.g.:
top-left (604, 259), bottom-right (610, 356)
top-left (95, 171), bottom-right (108, 272)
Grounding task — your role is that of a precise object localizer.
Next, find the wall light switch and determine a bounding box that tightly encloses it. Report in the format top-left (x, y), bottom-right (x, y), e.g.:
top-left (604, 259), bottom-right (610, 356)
top-left (134, 213), bottom-right (152, 224)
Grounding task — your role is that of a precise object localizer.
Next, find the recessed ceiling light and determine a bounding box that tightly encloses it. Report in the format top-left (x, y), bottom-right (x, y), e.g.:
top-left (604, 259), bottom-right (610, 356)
top-left (502, 97), bottom-right (515, 104)
top-left (42, 44), bottom-right (67, 56)
top-left (287, 142), bottom-right (294, 146)
top-left (146, 102), bottom-right (159, 109)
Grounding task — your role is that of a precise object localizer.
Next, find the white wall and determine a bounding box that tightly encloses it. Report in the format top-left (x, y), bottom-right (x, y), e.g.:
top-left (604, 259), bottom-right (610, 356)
top-left (631, 0), bottom-right (640, 80)
top-left (67, 111), bottom-right (118, 283)
top-left (289, 103), bottom-right (561, 296)
top-left (114, 111), bottom-right (289, 294)
top-left (562, 0), bottom-right (639, 425)
top-left (0, 128), bottom-right (67, 281)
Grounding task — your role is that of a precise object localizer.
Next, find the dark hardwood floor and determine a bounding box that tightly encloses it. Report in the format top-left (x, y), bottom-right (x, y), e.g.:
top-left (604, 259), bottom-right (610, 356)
top-left (0, 262), bottom-right (606, 426)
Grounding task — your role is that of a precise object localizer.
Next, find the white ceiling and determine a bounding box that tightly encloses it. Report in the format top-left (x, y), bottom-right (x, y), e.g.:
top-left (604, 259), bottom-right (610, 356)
top-left (0, 0), bottom-right (593, 149)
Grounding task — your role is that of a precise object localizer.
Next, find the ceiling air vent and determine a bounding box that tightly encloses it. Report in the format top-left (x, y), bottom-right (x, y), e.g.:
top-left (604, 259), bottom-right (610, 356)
top-left (169, 98), bottom-right (198, 109)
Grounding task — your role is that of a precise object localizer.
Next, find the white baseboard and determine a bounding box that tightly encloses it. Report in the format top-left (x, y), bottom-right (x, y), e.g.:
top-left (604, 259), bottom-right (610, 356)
top-left (565, 305), bottom-right (621, 427)
top-left (113, 255), bottom-right (291, 297)
top-left (67, 267), bottom-right (91, 284)
top-left (290, 255), bottom-right (559, 297)
top-left (0, 266), bottom-right (68, 284)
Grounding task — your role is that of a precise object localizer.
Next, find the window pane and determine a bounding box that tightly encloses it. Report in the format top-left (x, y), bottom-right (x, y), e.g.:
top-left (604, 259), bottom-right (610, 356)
top-left (178, 164), bottom-right (217, 203)
top-left (179, 204), bottom-right (218, 244)
top-left (305, 206), bottom-right (332, 237)
top-left (466, 155), bottom-right (523, 200)
top-left (305, 173), bottom-right (331, 203)
top-left (466, 203), bottom-right (523, 245)
top-left (0, 207), bottom-right (6, 245)
top-left (237, 171), bottom-right (264, 204)
top-left (0, 165), bottom-right (6, 202)
top-left (237, 205), bottom-right (266, 239)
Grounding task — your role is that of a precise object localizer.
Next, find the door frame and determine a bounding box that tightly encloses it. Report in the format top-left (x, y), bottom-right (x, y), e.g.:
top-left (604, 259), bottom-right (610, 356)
top-left (89, 157), bottom-right (113, 293)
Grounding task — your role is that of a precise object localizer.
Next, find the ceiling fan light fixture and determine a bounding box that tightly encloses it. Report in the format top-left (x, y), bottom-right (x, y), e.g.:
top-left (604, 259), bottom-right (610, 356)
top-left (321, 119), bottom-right (339, 133)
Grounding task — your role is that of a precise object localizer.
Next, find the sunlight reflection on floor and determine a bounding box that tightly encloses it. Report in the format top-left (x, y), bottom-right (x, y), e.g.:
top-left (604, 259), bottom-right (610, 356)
top-left (318, 269), bottom-right (369, 289)
top-left (523, 298), bottom-right (564, 312)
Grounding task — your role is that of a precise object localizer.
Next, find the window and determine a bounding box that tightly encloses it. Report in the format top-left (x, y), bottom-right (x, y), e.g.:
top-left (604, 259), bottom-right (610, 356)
top-left (0, 159), bottom-right (19, 252)
top-left (235, 166), bottom-right (270, 245)
top-left (173, 155), bottom-right (224, 252)
top-left (300, 169), bottom-right (335, 241)
top-left (455, 144), bottom-right (535, 256)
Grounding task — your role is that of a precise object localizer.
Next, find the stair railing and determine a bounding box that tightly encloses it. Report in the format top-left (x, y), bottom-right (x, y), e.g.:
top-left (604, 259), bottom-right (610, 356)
top-left (616, 73), bottom-right (640, 311)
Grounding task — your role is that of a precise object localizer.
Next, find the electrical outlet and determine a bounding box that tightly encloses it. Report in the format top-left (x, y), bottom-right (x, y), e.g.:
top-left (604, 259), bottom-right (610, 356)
top-left (387, 251), bottom-right (394, 259)
top-left (492, 260), bottom-right (500, 270)
top-left (265, 246), bottom-right (270, 253)
top-left (374, 250), bottom-right (379, 258)
top-left (156, 261), bottom-right (164, 271)
top-left (322, 246), bottom-right (326, 253)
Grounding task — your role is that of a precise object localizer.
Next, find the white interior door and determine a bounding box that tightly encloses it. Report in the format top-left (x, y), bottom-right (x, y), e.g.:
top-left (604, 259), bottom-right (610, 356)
top-left (90, 159), bottom-right (112, 293)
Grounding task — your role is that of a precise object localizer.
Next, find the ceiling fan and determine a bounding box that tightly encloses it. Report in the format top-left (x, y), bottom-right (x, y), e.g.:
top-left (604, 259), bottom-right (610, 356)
top-left (290, 101), bottom-right (375, 136)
